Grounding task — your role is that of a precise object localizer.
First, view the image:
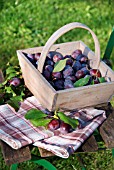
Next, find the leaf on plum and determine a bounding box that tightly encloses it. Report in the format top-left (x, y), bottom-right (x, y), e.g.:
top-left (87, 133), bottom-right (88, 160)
top-left (74, 76), bottom-right (90, 87)
top-left (57, 112), bottom-right (79, 129)
top-left (53, 58), bottom-right (68, 72)
top-left (98, 77), bottom-right (106, 83)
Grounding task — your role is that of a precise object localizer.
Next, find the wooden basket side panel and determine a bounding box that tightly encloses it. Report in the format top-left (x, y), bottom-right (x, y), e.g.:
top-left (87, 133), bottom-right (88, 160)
top-left (20, 41), bottom-right (96, 69)
top-left (22, 41), bottom-right (80, 56)
top-left (17, 51), bottom-right (56, 110)
top-left (56, 83), bottom-right (114, 111)
top-left (22, 46), bottom-right (43, 54)
top-left (99, 61), bottom-right (114, 81)
top-left (48, 41), bottom-right (80, 56)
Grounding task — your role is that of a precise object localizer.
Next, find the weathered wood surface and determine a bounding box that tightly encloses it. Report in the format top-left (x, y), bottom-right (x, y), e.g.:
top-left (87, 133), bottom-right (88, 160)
top-left (56, 82), bottom-right (114, 111)
top-left (0, 141), bottom-right (31, 165)
top-left (81, 135), bottom-right (98, 152)
top-left (99, 105), bottom-right (114, 148)
top-left (38, 147), bottom-right (54, 157)
top-left (17, 40), bottom-right (114, 112)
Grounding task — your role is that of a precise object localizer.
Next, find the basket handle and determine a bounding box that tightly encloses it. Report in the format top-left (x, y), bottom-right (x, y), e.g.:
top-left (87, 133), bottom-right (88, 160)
top-left (38, 22), bottom-right (100, 73)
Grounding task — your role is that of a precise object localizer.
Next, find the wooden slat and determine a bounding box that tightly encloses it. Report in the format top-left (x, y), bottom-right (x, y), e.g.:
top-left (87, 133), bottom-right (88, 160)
top-left (56, 82), bottom-right (114, 111)
top-left (81, 135), bottom-right (98, 152)
top-left (99, 108), bottom-right (114, 148)
top-left (0, 141), bottom-right (31, 165)
top-left (38, 147), bottom-right (54, 157)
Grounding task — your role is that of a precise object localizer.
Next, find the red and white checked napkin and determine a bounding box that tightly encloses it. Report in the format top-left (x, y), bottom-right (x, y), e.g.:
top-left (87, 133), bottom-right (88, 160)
top-left (0, 96), bottom-right (106, 158)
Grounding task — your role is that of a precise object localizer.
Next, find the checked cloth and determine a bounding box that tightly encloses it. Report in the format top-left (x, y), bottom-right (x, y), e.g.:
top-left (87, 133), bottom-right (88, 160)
top-left (0, 96), bottom-right (106, 158)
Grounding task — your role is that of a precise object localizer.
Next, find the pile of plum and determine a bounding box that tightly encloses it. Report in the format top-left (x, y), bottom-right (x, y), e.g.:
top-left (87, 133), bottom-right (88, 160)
top-left (24, 49), bottom-right (105, 90)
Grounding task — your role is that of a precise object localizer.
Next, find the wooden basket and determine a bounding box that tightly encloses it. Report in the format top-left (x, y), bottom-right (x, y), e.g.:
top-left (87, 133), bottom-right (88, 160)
top-left (17, 22), bottom-right (114, 111)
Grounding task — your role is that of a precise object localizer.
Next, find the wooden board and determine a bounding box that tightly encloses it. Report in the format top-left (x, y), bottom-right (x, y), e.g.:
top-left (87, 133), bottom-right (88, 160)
top-left (81, 135), bottom-right (98, 152)
top-left (38, 147), bottom-right (54, 157)
top-left (0, 141), bottom-right (31, 165)
top-left (56, 82), bottom-right (114, 111)
top-left (99, 108), bottom-right (114, 148)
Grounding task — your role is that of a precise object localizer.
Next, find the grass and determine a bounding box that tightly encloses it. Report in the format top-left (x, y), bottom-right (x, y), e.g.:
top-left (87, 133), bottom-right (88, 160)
top-left (0, 0), bottom-right (114, 169)
top-left (0, 147), bottom-right (114, 170)
top-left (0, 0), bottom-right (114, 69)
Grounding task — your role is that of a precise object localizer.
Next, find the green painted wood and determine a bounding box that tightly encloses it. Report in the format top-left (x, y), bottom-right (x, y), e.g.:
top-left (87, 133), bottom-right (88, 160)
top-left (103, 28), bottom-right (114, 60)
top-left (112, 148), bottom-right (114, 158)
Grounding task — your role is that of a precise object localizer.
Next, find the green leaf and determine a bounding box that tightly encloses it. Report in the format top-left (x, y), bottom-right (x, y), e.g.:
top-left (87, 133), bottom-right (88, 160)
top-left (7, 73), bottom-right (17, 80)
top-left (5, 86), bottom-right (16, 96)
top-left (7, 95), bottom-right (24, 111)
top-left (58, 112), bottom-right (79, 129)
top-left (53, 58), bottom-right (68, 72)
top-left (74, 76), bottom-right (90, 87)
top-left (98, 77), bottom-right (106, 83)
top-left (21, 90), bottom-right (25, 97)
top-left (1, 80), bottom-right (7, 86)
top-left (30, 118), bottom-right (52, 127)
top-left (11, 95), bottom-right (23, 101)
top-left (6, 67), bottom-right (17, 75)
top-left (0, 83), bottom-right (3, 88)
top-left (5, 86), bottom-right (12, 93)
top-left (7, 99), bottom-right (20, 111)
top-left (0, 98), bottom-right (4, 105)
top-left (91, 79), bottom-right (94, 85)
top-left (0, 89), bottom-right (4, 94)
top-left (25, 109), bottom-right (47, 120)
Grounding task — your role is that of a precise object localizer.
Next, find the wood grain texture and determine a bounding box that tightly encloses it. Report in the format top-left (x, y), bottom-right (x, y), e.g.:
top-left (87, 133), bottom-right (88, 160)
top-left (56, 82), bottom-right (114, 111)
top-left (0, 141), bottom-right (31, 165)
top-left (38, 147), bottom-right (54, 157)
top-left (17, 41), bottom-right (114, 111)
top-left (81, 135), bottom-right (98, 152)
top-left (99, 108), bottom-right (114, 148)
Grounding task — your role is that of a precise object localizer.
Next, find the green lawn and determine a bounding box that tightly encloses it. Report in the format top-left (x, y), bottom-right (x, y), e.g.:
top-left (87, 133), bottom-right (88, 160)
top-left (0, 0), bottom-right (114, 69)
top-left (0, 0), bottom-right (114, 169)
